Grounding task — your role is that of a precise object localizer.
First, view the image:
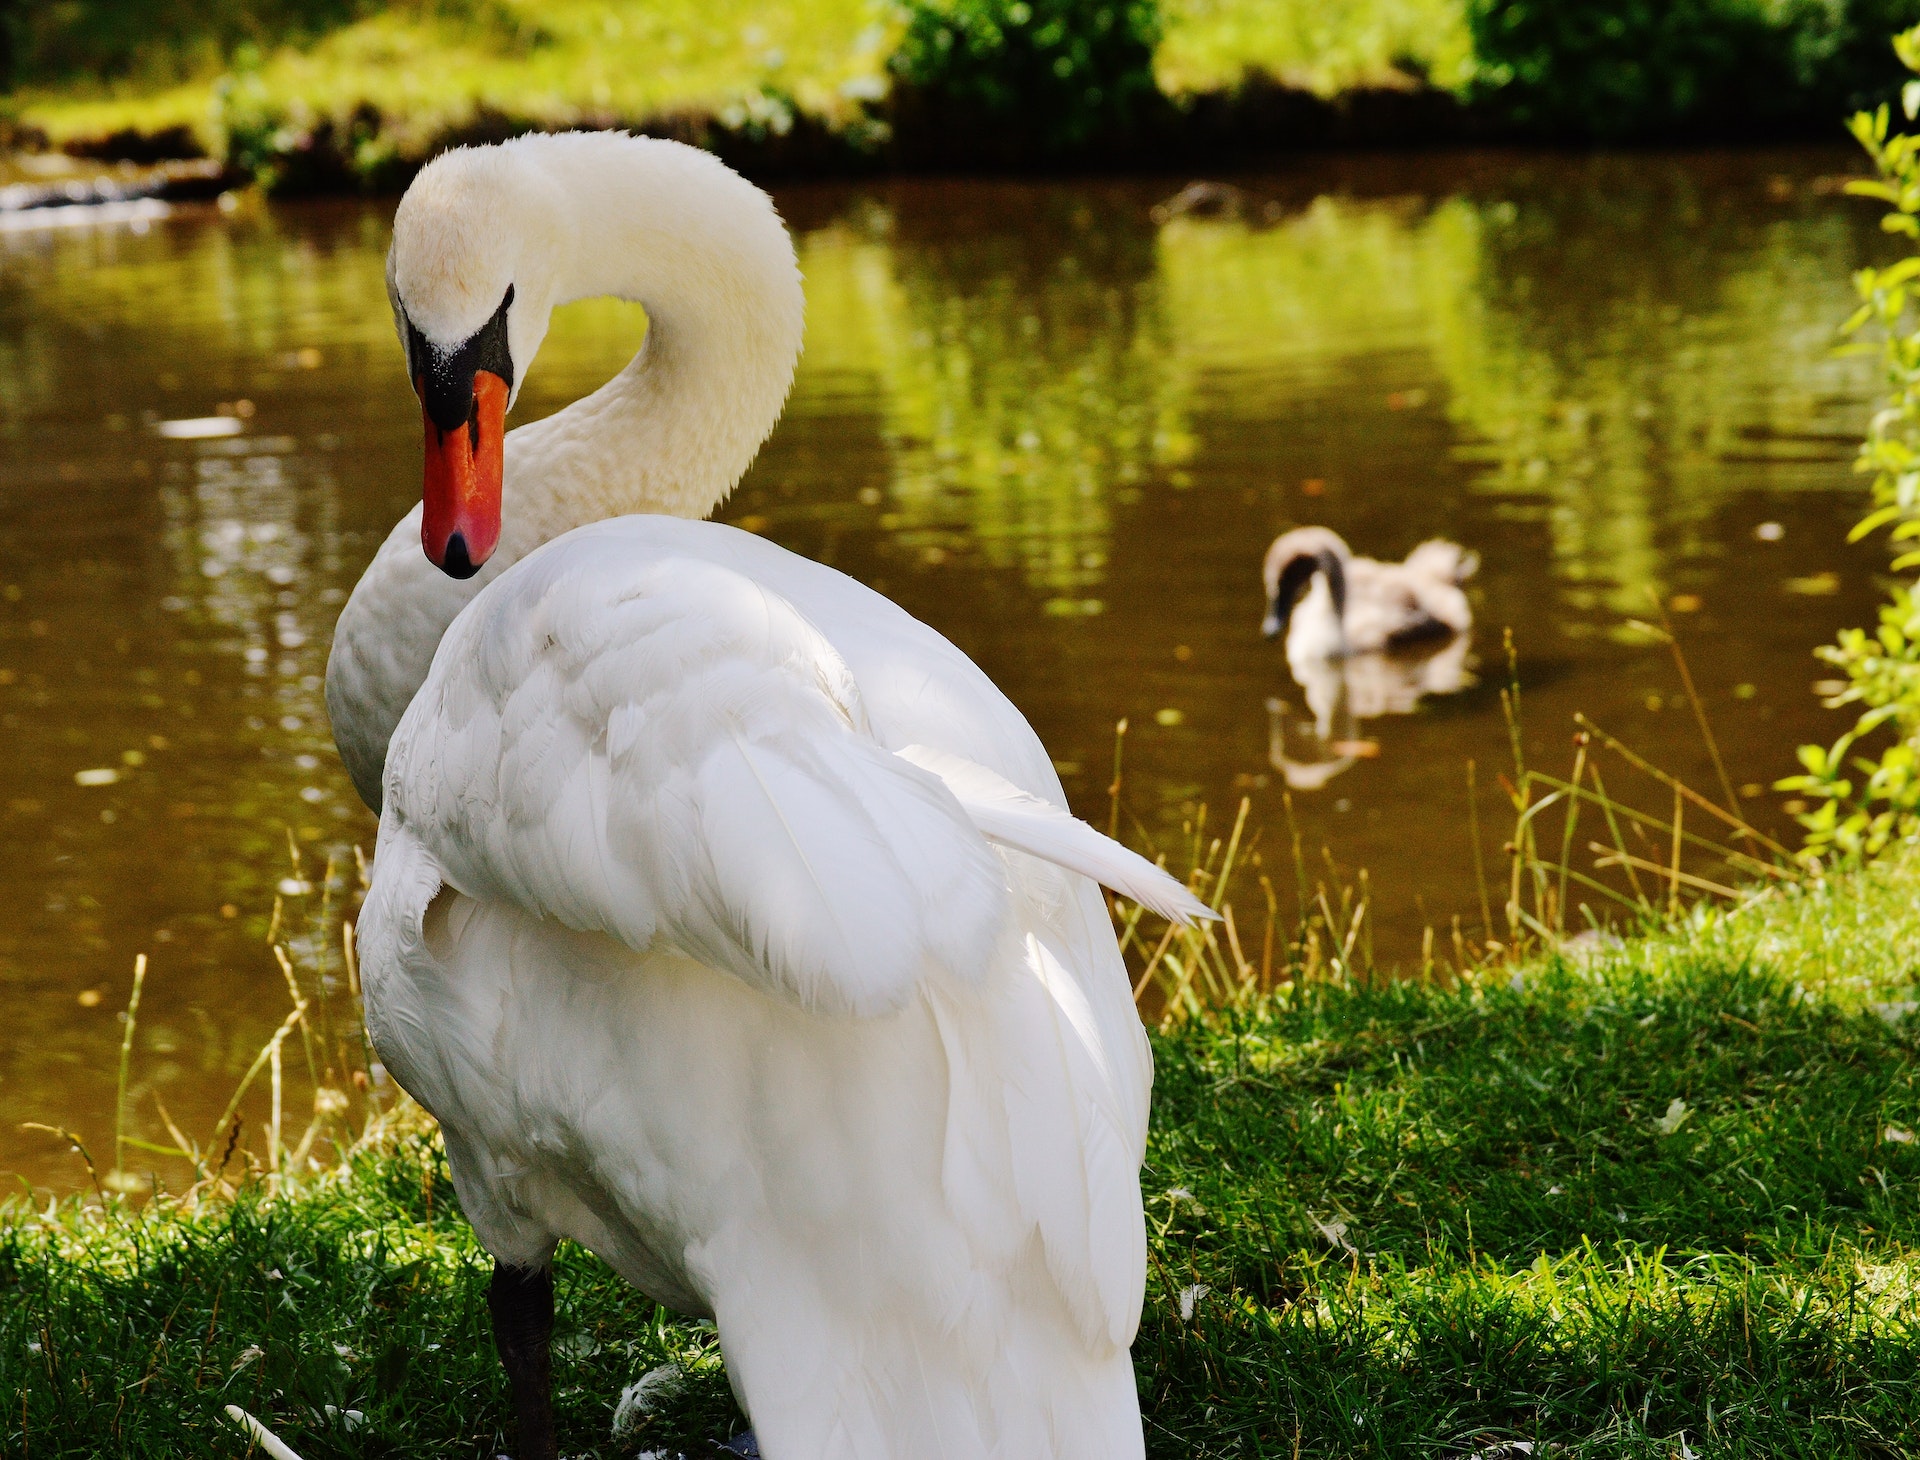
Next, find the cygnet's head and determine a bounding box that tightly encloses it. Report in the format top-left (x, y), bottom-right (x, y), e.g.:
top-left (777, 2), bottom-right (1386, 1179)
top-left (1261, 526), bottom-right (1350, 641)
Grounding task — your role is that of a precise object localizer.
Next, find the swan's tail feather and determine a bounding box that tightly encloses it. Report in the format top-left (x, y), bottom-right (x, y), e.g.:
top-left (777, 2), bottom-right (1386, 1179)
top-left (897, 745), bottom-right (1216, 926)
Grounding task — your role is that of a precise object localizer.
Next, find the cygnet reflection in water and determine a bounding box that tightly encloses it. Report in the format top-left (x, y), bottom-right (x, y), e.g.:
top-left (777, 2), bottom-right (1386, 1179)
top-left (1266, 634), bottom-right (1475, 790)
top-left (1259, 527), bottom-right (1478, 790)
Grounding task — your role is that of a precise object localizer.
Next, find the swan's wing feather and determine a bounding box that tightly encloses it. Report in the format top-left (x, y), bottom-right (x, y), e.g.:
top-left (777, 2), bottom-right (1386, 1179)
top-left (384, 547), bottom-right (1010, 1015)
top-left (884, 749), bottom-right (1160, 1350)
top-left (897, 744), bottom-right (1214, 925)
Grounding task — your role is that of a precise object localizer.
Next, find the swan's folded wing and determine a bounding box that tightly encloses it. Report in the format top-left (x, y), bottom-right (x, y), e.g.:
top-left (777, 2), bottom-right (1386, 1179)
top-left (382, 546), bottom-right (1010, 1015)
top-left (893, 747), bottom-right (1172, 1351)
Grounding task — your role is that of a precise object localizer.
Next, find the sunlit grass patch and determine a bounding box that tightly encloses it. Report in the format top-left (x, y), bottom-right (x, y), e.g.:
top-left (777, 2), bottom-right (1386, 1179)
top-left (16, 0), bottom-right (895, 154)
top-left (1139, 858), bottom-right (1920, 1455)
top-left (1154, 0), bottom-right (1473, 97)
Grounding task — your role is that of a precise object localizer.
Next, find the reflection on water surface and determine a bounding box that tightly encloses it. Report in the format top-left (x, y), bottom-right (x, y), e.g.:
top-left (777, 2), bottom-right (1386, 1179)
top-left (0, 149), bottom-right (1892, 1189)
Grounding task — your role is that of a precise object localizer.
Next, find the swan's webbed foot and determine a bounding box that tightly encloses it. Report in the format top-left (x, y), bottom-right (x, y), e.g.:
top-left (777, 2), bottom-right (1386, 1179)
top-left (715, 1433), bottom-right (760, 1457)
top-left (488, 1260), bottom-right (558, 1460)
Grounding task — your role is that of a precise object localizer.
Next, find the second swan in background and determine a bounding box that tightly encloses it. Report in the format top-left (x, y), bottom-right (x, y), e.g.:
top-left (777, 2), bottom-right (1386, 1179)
top-left (1261, 525), bottom-right (1476, 657)
top-left (1259, 526), bottom-right (1479, 791)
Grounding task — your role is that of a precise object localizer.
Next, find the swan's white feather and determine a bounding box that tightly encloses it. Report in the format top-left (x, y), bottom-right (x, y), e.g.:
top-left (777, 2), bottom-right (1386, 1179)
top-left (389, 547), bottom-right (1010, 1016)
top-left (898, 743), bottom-right (1215, 926)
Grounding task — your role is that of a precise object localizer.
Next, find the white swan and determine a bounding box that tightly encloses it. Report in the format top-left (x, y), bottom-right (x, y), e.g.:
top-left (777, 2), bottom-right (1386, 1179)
top-left (325, 131), bottom-right (1206, 1460)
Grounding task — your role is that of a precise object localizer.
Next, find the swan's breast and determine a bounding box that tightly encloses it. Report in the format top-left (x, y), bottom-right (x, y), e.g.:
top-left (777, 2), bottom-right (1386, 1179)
top-left (326, 505), bottom-right (497, 811)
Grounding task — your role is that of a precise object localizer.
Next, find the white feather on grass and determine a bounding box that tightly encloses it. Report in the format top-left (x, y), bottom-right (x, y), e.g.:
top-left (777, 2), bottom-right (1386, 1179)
top-left (612, 1363), bottom-right (685, 1436)
top-left (223, 1406), bottom-right (307, 1460)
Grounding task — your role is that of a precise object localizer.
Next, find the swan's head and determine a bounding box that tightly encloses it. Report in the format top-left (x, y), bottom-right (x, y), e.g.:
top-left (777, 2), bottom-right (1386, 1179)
top-left (1261, 526), bottom-right (1349, 642)
top-left (388, 143), bottom-right (566, 578)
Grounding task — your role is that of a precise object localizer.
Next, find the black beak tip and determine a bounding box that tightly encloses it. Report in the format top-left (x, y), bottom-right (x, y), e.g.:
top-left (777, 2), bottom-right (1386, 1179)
top-left (440, 532), bottom-right (480, 580)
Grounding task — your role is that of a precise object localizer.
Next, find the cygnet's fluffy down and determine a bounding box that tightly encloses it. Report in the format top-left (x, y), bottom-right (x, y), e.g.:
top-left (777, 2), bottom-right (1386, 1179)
top-left (1261, 525), bottom-right (1477, 655)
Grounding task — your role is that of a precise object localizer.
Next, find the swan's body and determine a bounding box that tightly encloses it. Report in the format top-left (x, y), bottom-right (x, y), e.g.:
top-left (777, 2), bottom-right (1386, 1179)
top-left (327, 132), bottom-right (1186, 1459)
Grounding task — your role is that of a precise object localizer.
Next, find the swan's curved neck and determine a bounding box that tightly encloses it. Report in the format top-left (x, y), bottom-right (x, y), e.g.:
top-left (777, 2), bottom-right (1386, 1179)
top-left (328, 136), bottom-right (804, 814)
top-left (490, 134), bottom-right (805, 555)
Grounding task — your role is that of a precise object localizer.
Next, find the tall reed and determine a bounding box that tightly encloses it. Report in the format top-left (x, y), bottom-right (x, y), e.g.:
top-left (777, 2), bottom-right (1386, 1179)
top-left (35, 833), bottom-right (394, 1205)
top-left (1115, 623), bottom-right (1808, 1024)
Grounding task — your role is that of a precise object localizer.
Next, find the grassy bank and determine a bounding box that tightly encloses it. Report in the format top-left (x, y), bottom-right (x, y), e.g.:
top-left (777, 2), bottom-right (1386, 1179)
top-left (13, 0), bottom-right (1920, 184)
top-left (14, 0), bottom-right (1920, 186)
top-left (0, 0), bottom-right (1533, 193)
top-left (9, 0), bottom-right (1472, 154)
top-left (7, 846), bottom-right (1919, 1457)
top-left (1, 0), bottom-right (1473, 188)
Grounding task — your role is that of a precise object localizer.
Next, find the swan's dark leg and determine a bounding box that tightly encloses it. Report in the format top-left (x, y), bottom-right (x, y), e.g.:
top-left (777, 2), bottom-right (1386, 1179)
top-left (489, 1260), bottom-right (557, 1460)
top-left (716, 1433), bottom-right (760, 1457)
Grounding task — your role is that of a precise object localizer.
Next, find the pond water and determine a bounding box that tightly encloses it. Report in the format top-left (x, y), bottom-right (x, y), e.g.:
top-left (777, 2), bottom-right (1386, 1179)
top-left (0, 147), bottom-right (1894, 1192)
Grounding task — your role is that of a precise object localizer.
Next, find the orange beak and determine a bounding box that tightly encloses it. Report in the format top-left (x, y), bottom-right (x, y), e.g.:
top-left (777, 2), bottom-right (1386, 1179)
top-left (420, 369), bottom-right (508, 578)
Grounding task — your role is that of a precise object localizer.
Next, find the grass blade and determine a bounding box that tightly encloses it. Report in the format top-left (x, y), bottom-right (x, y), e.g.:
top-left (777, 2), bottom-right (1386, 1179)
top-left (111, 953), bottom-right (148, 1189)
top-left (1576, 713), bottom-right (1791, 858)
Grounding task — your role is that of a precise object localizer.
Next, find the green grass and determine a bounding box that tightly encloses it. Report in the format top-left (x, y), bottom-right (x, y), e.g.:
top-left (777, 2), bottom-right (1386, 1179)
top-left (6, 851), bottom-right (1920, 1457)
top-left (10, 0), bottom-right (1474, 156)
top-left (1142, 897), bottom-right (1920, 1456)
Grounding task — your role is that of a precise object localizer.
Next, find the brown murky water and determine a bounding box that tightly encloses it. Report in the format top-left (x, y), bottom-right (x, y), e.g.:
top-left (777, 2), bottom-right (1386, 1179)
top-left (0, 148), bottom-right (1893, 1191)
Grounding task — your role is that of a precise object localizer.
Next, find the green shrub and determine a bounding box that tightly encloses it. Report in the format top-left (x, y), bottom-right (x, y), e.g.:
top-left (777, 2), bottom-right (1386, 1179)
top-left (1467, 0), bottom-right (1778, 136)
top-left (1465, 0), bottom-right (1920, 139)
top-left (1791, 0), bottom-right (1920, 109)
top-left (889, 0), bottom-right (1163, 150)
top-left (1780, 25), bottom-right (1920, 860)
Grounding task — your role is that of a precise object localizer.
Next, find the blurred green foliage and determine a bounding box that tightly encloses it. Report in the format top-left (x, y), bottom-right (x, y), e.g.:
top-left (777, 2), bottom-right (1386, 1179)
top-left (1153, 0), bottom-right (1473, 98)
top-left (14, 0), bottom-right (1920, 152)
top-left (889, 0), bottom-right (1162, 148)
top-left (9, 0), bottom-right (383, 86)
top-left (1466, 0), bottom-right (1920, 138)
top-left (1780, 24), bottom-right (1920, 860)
